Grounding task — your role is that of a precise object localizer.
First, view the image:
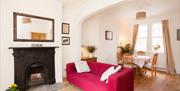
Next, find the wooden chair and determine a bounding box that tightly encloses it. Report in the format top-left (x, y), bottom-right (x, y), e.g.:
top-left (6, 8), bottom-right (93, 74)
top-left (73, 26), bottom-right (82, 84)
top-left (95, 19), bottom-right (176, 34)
top-left (143, 53), bottom-right (158, 78)
top-left (137, 51), bottom-right (145, 55)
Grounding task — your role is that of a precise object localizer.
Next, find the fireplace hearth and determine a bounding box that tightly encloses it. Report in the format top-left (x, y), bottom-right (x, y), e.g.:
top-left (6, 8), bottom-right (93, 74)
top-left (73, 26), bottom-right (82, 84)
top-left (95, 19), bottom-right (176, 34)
top-left (10, 47), bottom-right (58, 91)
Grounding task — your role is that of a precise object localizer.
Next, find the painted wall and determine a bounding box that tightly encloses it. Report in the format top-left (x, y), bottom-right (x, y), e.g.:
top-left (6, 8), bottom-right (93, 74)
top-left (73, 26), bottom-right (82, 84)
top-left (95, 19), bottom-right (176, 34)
top-left (81, 2), bottom-right (180, 73)
top-left (62, 0), bottom-right (124, 77)
top-left (82, 11), bottom-right (119, 64)
top-left (0, 0), bottom-right (62, 90)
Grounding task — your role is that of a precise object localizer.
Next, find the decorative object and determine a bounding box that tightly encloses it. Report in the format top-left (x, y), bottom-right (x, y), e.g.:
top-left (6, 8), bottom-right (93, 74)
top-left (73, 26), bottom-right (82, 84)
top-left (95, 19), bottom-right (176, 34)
top-left (153, 44), bottom-right (161, 51)
top-left (118, 44), bottom-right (134, 55)
top-left (117, 44), bottom-right (134, 63)
top-left (86, 45), bottom-right (96, 57)
top-left (13, 12), bottom-right (54, 42)
top-left (6, 84), bottom-right (20, 91)
top-left (62, 37), bottom-right (70, 45)
top-left (62, 23), bottom-right (70, 34)
top-left (31, 44), bottom-right (43, 47)
top-left (177, 29), bottom-right (180, 40)
top-left (100, 65), bottom-right (122, 83)
top-left (74, 61), bottom-right (90, 73)
top-left (22, 17), bottom-right (31, 24)
top-left (136, 11), bottom-right (146, 20)
top-left (105, 31), bottom-right (113, 40)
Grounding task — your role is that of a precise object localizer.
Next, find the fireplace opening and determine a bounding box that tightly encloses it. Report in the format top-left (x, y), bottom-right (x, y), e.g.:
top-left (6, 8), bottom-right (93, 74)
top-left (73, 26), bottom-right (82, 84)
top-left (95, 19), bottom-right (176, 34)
top-left (26, 63), bottom-right (46, 86)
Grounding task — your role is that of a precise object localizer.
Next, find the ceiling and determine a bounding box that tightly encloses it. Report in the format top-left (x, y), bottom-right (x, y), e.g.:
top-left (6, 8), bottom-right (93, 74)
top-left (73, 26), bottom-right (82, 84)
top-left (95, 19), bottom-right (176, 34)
top-left (104, 0), bottom-right (180, 17)
top-left (60, 0), bottom-right (180, 16)
top-left (60, 0), bottom-right (86, 7)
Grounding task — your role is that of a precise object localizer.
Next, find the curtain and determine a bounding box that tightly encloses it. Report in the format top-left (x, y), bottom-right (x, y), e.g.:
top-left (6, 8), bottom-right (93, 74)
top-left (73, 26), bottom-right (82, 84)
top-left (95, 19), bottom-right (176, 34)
top-left (162, 20), bottom-right (176, 74)
top-left (132, 24), bottom-right (139, 49)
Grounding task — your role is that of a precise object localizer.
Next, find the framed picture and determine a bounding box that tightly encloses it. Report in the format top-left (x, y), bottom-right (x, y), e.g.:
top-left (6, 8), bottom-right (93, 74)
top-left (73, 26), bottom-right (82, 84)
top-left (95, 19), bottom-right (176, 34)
top-left (105, 30), bottom-right (113, 40)
top-left (62, 37), bottom-right (70, 45)
top-left (62, 23), bottom-right (70, 34)
top-left (177, 29), bottom-right (180, 41)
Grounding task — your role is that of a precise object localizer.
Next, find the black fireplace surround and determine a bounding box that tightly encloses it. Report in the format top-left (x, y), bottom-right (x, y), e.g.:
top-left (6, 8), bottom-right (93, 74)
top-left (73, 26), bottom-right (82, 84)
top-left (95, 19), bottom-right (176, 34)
top-left (10, 47), bottom-right (57, 91)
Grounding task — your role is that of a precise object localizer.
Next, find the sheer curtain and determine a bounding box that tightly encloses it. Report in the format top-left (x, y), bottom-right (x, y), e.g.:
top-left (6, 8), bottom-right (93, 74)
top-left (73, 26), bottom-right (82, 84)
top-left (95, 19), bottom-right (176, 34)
top-left (132, 24), bottom-right (139, 49)
top-left (162, 20), bottom-right (176, 74)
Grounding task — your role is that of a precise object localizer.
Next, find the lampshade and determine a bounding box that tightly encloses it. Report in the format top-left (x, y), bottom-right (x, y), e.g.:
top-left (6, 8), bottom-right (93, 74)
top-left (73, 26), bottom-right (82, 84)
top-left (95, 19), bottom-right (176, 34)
top-left (22, 17), bottom-right (31, 24)
top-left (136, 11), bottom-right (146, 20)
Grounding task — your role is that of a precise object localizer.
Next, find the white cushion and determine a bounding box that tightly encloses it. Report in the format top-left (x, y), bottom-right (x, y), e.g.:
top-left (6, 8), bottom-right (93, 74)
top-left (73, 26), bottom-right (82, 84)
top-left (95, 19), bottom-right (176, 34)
top-left (100, 66), bottom-right (115, 82)
top-left (100, 65), bottom-right (122, 83)
top-left (74, 60), bottom-right (90, 73)
top-left (106, 65), bottom-right (122, 83)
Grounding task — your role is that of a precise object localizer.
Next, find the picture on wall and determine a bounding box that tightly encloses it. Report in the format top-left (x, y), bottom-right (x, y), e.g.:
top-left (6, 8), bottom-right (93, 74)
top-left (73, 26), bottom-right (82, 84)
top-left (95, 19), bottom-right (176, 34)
top-left (177, 29), bottom-right (180, 41)
top-left (105, 30), bottom-right (113, 40)
top-left (62, 37), bottom-right (70, 45)
top-left (62, 23), bottom-right (70, 34)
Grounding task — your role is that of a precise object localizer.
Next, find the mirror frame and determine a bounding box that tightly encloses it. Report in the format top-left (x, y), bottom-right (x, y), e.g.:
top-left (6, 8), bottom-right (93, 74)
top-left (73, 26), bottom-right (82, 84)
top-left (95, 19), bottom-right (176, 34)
top-left (13, 12), bottom-right (54, 42)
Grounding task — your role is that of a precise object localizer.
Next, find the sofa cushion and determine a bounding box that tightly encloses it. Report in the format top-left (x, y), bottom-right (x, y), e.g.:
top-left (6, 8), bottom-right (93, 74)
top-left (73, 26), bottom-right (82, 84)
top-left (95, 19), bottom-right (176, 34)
top-left (74, 61), bottom-right (90, 73)
top-left (100, 66), bottom-right (115, 82)
top-left (67, 72), bottom-right (107, 91)
top-left (101, 65), bottom-right (122, 83)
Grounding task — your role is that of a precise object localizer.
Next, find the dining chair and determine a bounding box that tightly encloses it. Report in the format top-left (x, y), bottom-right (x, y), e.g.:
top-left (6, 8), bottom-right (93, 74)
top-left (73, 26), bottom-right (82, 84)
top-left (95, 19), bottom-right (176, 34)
top-left (143, 53), bottom-right (158, 78)
top-left (137, 51), bottom-right (146, 55)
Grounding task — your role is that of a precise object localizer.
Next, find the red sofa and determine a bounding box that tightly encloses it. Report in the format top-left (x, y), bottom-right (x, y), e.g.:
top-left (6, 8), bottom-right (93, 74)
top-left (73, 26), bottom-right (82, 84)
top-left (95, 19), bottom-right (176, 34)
top-left (66, 61), bottom-right (134, 91)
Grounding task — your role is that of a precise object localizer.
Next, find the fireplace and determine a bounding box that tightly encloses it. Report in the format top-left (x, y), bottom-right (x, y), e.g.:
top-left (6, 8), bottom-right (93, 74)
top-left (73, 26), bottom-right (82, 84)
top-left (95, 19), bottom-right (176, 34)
top-left (26, 63), bottom-right (46, 86)
top-left (10, 47), bottom-right (58, 91)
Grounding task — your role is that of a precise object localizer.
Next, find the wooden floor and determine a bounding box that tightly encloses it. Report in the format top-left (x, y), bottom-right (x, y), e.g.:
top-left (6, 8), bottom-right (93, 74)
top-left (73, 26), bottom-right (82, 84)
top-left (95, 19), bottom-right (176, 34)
top-left (59, 71), bottom-right (180, 91)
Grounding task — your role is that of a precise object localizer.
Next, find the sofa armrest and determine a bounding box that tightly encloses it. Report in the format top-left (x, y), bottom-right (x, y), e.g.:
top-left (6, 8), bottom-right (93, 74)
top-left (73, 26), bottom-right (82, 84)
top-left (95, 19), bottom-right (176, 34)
top-left (66, 63), bottom-right (76, 74)
top-left (107, 68), bottom-right (134, 91)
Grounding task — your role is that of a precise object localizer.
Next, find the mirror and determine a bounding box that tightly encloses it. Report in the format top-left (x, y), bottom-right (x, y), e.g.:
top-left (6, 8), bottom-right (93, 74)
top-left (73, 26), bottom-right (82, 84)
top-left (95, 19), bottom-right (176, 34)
top-left (13, 12), bottom-right (54, 42)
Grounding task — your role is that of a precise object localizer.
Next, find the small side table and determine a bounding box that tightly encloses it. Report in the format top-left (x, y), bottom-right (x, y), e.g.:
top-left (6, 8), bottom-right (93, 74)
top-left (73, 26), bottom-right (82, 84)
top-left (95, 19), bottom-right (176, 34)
top-left (81, 57), bottom-right (97, 62)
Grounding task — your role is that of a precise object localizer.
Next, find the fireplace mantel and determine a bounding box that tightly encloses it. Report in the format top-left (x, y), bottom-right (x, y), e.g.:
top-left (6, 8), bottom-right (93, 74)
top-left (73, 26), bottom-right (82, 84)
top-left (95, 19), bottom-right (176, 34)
top-left (11, 47), bottom-right (57, 91)
top-left (9, 46), bottom-right (59, 49)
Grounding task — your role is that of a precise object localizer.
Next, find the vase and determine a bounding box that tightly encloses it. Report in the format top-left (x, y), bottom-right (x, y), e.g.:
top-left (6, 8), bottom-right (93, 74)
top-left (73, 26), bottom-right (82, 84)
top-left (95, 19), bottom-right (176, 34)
top-left (89, 53), bottom-right (94, 58)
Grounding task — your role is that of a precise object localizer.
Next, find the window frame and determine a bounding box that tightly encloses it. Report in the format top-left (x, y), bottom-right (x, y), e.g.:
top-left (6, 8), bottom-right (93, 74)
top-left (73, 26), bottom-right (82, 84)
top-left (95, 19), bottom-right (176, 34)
top-left (135, 22), bottom-right (165, 54)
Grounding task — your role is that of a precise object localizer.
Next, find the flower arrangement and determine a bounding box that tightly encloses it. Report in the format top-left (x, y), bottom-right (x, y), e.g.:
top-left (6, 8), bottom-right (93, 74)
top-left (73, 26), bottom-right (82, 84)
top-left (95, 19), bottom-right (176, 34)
top-left (118, 44), bottom-right (134, 54)
top-left (153, 44), bottom-right (161, 51)
top-left (6, 84), bottom-right (19, 91)
top-left (86, 45), bottom-right (97, 53)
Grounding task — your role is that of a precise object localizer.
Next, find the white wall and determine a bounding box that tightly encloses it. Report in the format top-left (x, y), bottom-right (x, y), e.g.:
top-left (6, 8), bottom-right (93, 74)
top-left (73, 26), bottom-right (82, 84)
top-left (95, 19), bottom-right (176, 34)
top-left (81, 1), bottom-right (180, 74)
top-left (117, 9), bottom-right (180, 73)
top-left (0, 0), bottom-right (63, 90)
top-left (82, 11), bottom-right (119, 64)
top-left (0, 0), bottom-right (2, 89)
top-left (82, 15), bottom-right (100, 58)
top-left (62, 0), bottom-right (124, 77)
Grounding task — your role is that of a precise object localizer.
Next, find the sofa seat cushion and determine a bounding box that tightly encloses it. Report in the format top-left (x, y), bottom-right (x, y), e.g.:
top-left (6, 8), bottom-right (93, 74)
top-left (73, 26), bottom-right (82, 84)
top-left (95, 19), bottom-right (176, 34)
top-left (67, 72), bottom-right (107, 91)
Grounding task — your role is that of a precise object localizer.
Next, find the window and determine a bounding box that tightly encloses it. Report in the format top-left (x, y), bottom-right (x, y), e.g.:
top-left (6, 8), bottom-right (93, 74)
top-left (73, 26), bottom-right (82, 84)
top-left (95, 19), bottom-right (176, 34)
top-left (135, 24), bottom-right (148, 51)
top-left (135, 22), bottom-right (164, 53)
top-left (152, 23), bottom-right (164, 52)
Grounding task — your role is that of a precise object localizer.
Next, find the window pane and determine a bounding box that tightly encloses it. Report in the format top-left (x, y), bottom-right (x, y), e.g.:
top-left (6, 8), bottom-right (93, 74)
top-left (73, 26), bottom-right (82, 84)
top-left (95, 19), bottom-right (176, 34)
top-left (152, 37), bottom-right (164, 52)
top-left (152, 23), bottom-right (163, 37)
top-left (136, 38), bottom-right (147, 51)
top-left (135, 24), bottom-right (147, 51)
top-left (138, 25), bottom-right (148, 37)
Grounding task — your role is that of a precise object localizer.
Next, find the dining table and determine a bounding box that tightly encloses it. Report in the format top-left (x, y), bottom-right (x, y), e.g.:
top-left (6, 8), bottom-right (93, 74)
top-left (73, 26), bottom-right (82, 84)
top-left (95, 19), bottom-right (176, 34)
top-left (133, 55), bottom-right (151, 68)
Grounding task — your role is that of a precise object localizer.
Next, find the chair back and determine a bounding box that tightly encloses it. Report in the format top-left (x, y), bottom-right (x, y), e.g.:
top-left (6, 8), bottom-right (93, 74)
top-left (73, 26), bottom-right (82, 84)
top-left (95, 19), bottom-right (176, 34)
top-left (137, 51), bottom-right (145, 55)
top-left (151, 53), bottom-right (158, 65)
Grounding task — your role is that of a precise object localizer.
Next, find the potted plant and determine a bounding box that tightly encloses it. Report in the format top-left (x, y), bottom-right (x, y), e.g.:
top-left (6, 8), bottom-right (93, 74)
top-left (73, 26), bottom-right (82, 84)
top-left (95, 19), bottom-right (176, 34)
top-left (117, 44), bottom-right (134, 60)
top-left (86, 45), bottom-right (97, 58)
top-left (153, 44), bottom-right (161, 52)
top-left (6, 84), bottom-right (20, 91)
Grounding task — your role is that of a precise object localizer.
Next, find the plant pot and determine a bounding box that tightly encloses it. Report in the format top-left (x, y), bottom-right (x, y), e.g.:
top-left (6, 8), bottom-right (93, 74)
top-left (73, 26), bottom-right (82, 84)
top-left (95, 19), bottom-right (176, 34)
top-left (89, 53), bottom-right (94, 58)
